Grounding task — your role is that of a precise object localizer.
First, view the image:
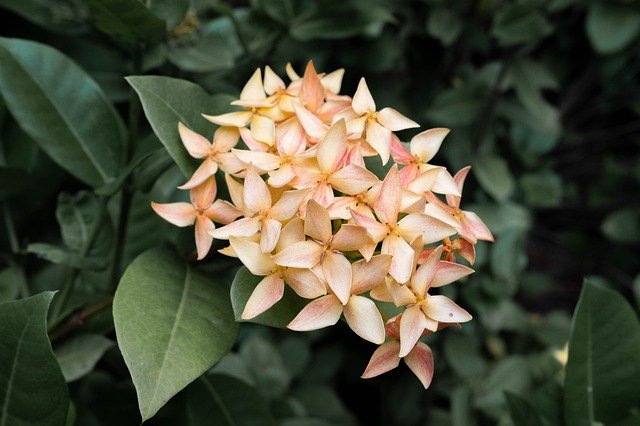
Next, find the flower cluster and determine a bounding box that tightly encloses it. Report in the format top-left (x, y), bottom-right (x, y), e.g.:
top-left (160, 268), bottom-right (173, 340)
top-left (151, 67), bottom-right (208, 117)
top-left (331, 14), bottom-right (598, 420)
top-left (151, 62), bottom-right (493, 388)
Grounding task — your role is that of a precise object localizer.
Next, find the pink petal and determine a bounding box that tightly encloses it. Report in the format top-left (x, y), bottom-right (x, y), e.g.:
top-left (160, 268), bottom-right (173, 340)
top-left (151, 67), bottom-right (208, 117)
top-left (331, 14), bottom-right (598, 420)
top-left (349, 208), bottom-right (389, 243)
top-left (217, 150), bottom-right (247, 175)
top-left (377, 107), bottom-right (419, 131)
top-left (243, 167), bottom-right (271, 213)
top-left (410, 247), bottom-right (442, 298)
top-left (239, 127), bottom-right (268, 152)
top-left (461, 211), bottom-right (494, 242)
top-left (366, 120), bottom-right (392, 165)
top-left (178, 157), bottom-right (218, 190)
top-left (344, 295), bottom-right (385, 344)
top-left (276, 117), bottom-right (306, 156)
top-left (361, 341), bottom-right (401, 379)
top-left (304, 200), bottom-right (332, 243)
top-left (386, 279), bottom-right (417, 307)
top-left (268, 164), bottom-right (296, 188)
top-left (283, 268), bottom-right (327, 299)
top-left (260, 218), bottom-right (282, 253)
top-left (344, 144), bottom-right (366, 168)
top-left (203, 200), bottom-right (242, 224)
top-left (202, 111), bottom-right (253, 127)
top-left (195, 216), bottom-right (215, 260)
top-left (399, 213), bottom-right (456, 245)
top-left (272, 240), bottom-right (323, 268)
top-left (151, 202), bottom-right (196, 227)
top-left (370, 283), bottom-right (394, 303)
top-left (299, 61), bottom-right (325, 112)
top-left (231, 149), bottom-right (281, 172)
top-left (229, 236), bottom-right (276, 276)
top-left (399, 164), bottom-right (420, 188)
top-left (292, 102), bottom-right (327, 140)
top-left (241, 273), bottom-right (284, 319)
top-left (263, 65), bottom-right (285, 95)
top-left (423, 295), bottom-right (472, 323)
top-left (431, 261), bottom-right (474, 287)
top-left (308, 182), bottom-right (335, 208)
top-left (317, 119), bottom-right (347, 173)
top-left (329, 164), bottom-right (379, 195)
top-left (410, 128), bottom-right (450, 163)
top-left (351, 254), bottom-right (392, 295)
top-left (330, 224), bottom-right (371, 252)
top-left (374, 165), bottom-right (401, 226)
top-left (382, 234), bottom-right (415, 284)
top-left (422, 202), bottom-right (459, 229)
top-left (189, 176), bottom-right (217, 209)
top-left (240, 68), bottom-right (266, 101)
top-left (209, 216), bottom-right (261, 240)
top-left (432, 168), bottom-right (461, 196)
top-left (321, 68), bottom-right (344, 94)
top-left (446, 166), bottom-right (471, 208)
top-left (458, 239), bottom-right (476, 264)
top-left (327, 196), bottom-right (358, 220)
top-left (225, 173), bottom-right (244, 212)
top-left (322, 250), bottom-right (352, 305)
top-left (212, 126), bottom-right (240, 153)
top-left (250, 114), bottom-right (276, 145)
top-left (352, 78), bottom-right (376, 115)
top-left (405, 342), bottom-right (434, 389)
top-left (399, 305), bottom-right (428, 357)
top-left (269, 189), bottom-right (309, 222)
top-left (390, 134), bottom-right (414, 165)
top-left (178, 122), bottom-right (211, 158)
top-left (287, 294), bottom-right (342, 331)
top-left (276, 217), bottom-right (304, 252)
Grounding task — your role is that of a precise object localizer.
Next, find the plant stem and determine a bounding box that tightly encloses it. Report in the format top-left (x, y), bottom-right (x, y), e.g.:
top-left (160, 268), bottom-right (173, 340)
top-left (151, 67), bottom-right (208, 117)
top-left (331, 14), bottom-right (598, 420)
top-left (472, 60), bottom-right (510, 151)
top-left (49, 296), bottom-right (114, 342)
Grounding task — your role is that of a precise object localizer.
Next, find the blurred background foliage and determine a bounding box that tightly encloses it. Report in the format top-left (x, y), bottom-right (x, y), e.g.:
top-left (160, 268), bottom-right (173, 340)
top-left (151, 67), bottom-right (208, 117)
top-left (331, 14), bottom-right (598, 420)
top-left (1, 0), bottom-right (639, 425)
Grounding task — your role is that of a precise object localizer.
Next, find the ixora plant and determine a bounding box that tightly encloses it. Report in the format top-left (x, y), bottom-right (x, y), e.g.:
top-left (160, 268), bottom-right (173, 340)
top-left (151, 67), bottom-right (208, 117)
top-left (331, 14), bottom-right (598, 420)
top-left (151, 61), bottom-right (494, 388)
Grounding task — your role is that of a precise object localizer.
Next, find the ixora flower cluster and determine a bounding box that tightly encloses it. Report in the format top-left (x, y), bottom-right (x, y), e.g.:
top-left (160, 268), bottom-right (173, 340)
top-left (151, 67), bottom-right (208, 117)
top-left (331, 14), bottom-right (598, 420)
top-left (151, 62), bottom-right (493, 388)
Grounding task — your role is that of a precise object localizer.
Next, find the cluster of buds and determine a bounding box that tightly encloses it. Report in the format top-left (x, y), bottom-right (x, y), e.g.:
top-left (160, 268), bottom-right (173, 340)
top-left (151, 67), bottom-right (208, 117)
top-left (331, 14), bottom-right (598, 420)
top-left (151, 62), bottom-right (493, 388)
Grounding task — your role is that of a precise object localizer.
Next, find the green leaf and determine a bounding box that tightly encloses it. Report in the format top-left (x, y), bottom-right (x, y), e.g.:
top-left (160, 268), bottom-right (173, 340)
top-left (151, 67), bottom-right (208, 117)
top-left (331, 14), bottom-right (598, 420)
top-left (443, 332), bottom-right (487, 379)
top-left (0, 37), bottom-right (126, 187)
top-left (520, 171), bottom-right (563, 207)
top-left (113, 247), bottom-right (237, 421)
top-left (601, 208), bottom-right (640, 244)
top-left (0, 266), bottom-right (23, 302)
top-left (468, 202), bottom-right (531, 236)
top-left (490, 229), bottom-right (527, 283)
top-left (0, 292), bottom-right (69, 425)
top-left (26, 243), bottom-right (108, 270)
top-left (505, 392), bottom-right (543, 426)
top-left (427, 8), bottom-right (463, 46)
top-left (186, 374), bottom-right (276, 426)
top-left (54, 334), bottom-right (114, 382)
top-left (586, 2), bottom-right (640, 54)
top-left (426, 88), bottom-right (483, 127)
top-left (239, 335), bottom-right (291, 399)
top-left (148, 0), bottom-right (189, 30)
top-left (230, 266), bottom-right (308, 328)
top-left (564, 280), bottom-right (640, 425)
top-left (56, 192), bottom-right (110, 254)
top-left (0, 0), bottom-right (91, 35)
top-left (532, 381), bottom-right (563, 426)
top-left (451, 386), bottom-right (477, 426)
top-left (127, 76), bottom-right (234, 177)
top-left (475, 356), bottom-right (532, 419)
top-left (167, 34), bottom-right (235, 73)
top-left (473, 155), bottom-right (516, 202)
top-left (492, 3), bottom-right (552, 46)
top-left (88, 0), bottom-right (166, 44)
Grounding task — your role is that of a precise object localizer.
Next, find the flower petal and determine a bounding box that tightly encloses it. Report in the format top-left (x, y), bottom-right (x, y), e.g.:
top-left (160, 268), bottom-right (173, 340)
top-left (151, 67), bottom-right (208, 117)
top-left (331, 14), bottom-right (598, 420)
top-left (268, 164), bottom-right (296, 188)
top-left (377, 107), bottom-right (419, 131)
top-left (212, 126), bottom-right (240, 152)
top-left (317, 119), bottom-right (347, 173)
top-left (423, 295), bottom-right (472, 323)
top-left (204, 200), bottom-right (242, 224)
top-left (329, 164), bottom-right (379, 195)
top-left (366, 120), bottom-right (392, 165)
top-left (344, 295), bottom-right (385, 344)
top-left (361, 341), bottom-right (401, 379)
top-left (349, 208), bottom-right (389, 243)
top-left (276, 117), bottom-right (306, 156)
top-left (189, 176), bottom-right (217, 209)
top-left (241, 273), bottom-right (284, 319)
top-left (283, 268), bottom-right (326, 299)
top-left (287, 294), bottom-right (342, 331)
top-left (263, 65), bottom-right (286, 95)
top-left (399, 213), bottom-right (456, 244)
top-left (202, 111), bottom-right (253, 127)
top-left (210, 216), bottom-right (261, 240)
top-left (232, 149), bottom-right (281, 172)
top-left (330, 224), bottom-right (370, 252)
top-left (390, 134), bottom-right (414, 165)
top-left (410, 246), bottom-right (442, 297)
top-left (272, 240), bottom-right (323, 268)
top-left (322, 250), bottom-right (352, 305)
top-left (374, 165), bottom-right (401, 226)
top-left (352, 78), bottom-right (376, 115)
top-left (240, 68), bottom-right (266, 101)
top-left (405, 342), bottom-right (434, 389)
top-left (322, 68), bottom-right (344, 94)
top-left (229, 236), bottom-right (276, 276)
top-left (461, 211), bottom-right (494, 242)
top-left (351, 254), bottom-right (392, 294)
top-left (243, 166), bottom-right (272, 213)
top-left (299, 61), bottom-right (325, 112)
top-left (195, 216), bottom-right (215, 260)
top-left (151, 202), bottom-right (196, 227)
top-left (178, 157), bottom-right (219, 190)
top-left (399, 305), bottom-right (427, 357)
top-left (260, 218), bottom-right (282, 253)
top-left (370, 283), bottom-right (393, 303)
top-left (304, 199), bottom-right (332, 243)
top-left (178, 122), bottom-right (211, 158)
top-left (410, 128), bottom-right (450, 163)
top-left (270, 189), bottom-right (309, 222)
top-left (276, 217), bottom-right (304, 252)
top-left (431, 261), bottom-right (474, 288)
top-left (250, 114), bottom-right (276, 145)
top-left (292, 102), bottom-right (327, 140)
top-left (382, 234), bottom-right (415, 284)
top-left (225, 173), bottom-right (244, 211)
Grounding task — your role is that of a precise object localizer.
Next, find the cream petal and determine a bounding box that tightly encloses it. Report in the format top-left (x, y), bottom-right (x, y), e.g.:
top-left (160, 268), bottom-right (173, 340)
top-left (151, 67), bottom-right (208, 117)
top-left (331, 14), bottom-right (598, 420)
top-left (344, 295), bottom-right (385, 344)
top-left (283, 268), bottom-right (327, 299)
top-left (272, 240), bottom-right (323, 268)
top-left (250, 114), bottom-right (276, 145)
top-left (322, 251), bottom-right (352, 305)
top-left (239, 126), bottom-right (268, 152)
top-left (423, 202), bottom-right (459, 229)
top-left (351, 254), bottom-right (392, 294)
top-left (178, 122), bottom-right (211, 158)
top-left (346, 115), bottom-right (367, 136)
top-left (263, 65), bottom-right (286, 95)
top-left (349, 208), bottom-right (389, 243)
top-left (377, 107), bottom-right (419, 131)
top-left (317, 119), bottom-right (347, 173)
top-left (321, 68), bottom-right (344, 94)
top-left (292, 102), bottom-right (327, 140)
top-left (410, 247), bottom-right (442, 297)
top-left (202, 111), bottom-right (253, 127)
top-left (241, 273), bottom-right (284, 319)
top-left (431, 169), bottom-right (461, 196)
top-left (151, 202), bottom-right (196, 227)
top-left (232, 149), bottom-right (281, 172)
top-left (361, 341), bottom-right (401, 379)
top-left (423, 295), bottom-right (472, 323)
top-left (329, 164), bottom-right (379, 195)
top-left (326, 196), bottom-right (357, 220)
top-left (243, 167), bottom-right (271, 213)
top-left (386, 278), bottom-right (417, 307)
top-left (260, 218), bottom-right (282, 253)
top-left (240, 68), bottom-right (266, 101)
top-left (405, 342), bottom-right (434, 389)
top-left (366, 120), bottom-right (392, 165)
top-left (217, 152), bottom-right (246, 175)
top-left (374, 165), bottom-right (401, 226)
top-left (299, 61), bottom-right (325, 112)
top-left (309, 182), bottom-right (334, 208)
top-left (431, 261), bottom-right (474, 288)
top-left (410, 128), bottom-right (450, 162)
top-left (390, 134), bottom-right (414, 164)
top-left (178, 157), bottom-right (218, 190)
top-left (330, 224), bottom-right (370, 252)
top-left (399, 305), bottom-right (428, 357)
top-left (399, 213), bottom-right (456, 244)
top-left (383, 234), bottom-right (415, 284)
top-left (446, 166), bottom-right (471, 208)
top-left (304, 200), bottom-right (332, 243)
top-left (225, 173), bottom-right (244, 212)
top-left (369, 283), bottom-right (394, 303)
top-left (189, 176), bottom-right (217, 209)
top-left (195, 216), bottom-right (215, 260)
top-left (212, 126), bottom-right (240, 152)
top-left (276, 117), bottom-right (306, 156)
top-left (229, 236), bottom-right (276, 276)
top-left (203, 200), bottom-right (242, 225)
top-left (461, 211), bottom-right (494, 242)
top-left (352, 78), bottom-right (376, 115)
top-left (276, 217), bottom-right (305, 252)
top-left (268, 164), bottom-right (296, 188)
top-left (209, 216), bottom-right (261, 240)
top-left (287, 294), bottom-right (342, 331)
top-left (285, 63), bottom-right (300, 81)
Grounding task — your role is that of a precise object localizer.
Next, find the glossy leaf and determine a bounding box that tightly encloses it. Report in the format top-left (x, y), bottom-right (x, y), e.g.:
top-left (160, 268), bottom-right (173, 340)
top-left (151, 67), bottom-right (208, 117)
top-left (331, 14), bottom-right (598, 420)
top-left (230, 266), bottom-right (308, 329)
top-left (113, 247), bottom-right (237, 421)
top-left (88, 0), bottom-right (166, 44)
top-left (54, 334), bottom-right (114, 382)
top-left (0, 292), bottom-right (69, 425)
top-left (127, 76), bottom-right (234, 177)
top-left (186, 374), bottom-right (276, 426)
top-left (564, 280), bottom-right (640, 425)
top-left (0, 37), bottom-right (126, 187)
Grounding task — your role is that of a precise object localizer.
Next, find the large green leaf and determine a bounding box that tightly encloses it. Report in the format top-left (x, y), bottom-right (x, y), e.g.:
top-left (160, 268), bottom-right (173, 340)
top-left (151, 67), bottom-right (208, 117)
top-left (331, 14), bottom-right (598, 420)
top-left (113, 247), bottom-right (238, 421)
top-left (54, 334), bottom-right (114, 382)
top-left (0, 292), bottom-right (69, 425)
top-left (473, 155), bottom-right (515, 202)
top-left (586, 2), bottom-right (640, 54)
top-left (230, 266), bottom-right (308, 329)
top-left (0, 38), bottom-right (126, 187)
top-left (88, 0), bottom-right (166, 44)
top-left (186, 374), bottom-right (276, 426)
top-left (127, 76), bottom-right (234, 177)
top-left (564, 280), bottom-right (640, 425)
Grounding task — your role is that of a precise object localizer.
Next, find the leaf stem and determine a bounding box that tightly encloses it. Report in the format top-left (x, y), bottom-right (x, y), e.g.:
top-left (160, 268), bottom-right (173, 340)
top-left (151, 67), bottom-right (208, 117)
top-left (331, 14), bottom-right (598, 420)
top-left (49, 296), bottom-right (114, 342)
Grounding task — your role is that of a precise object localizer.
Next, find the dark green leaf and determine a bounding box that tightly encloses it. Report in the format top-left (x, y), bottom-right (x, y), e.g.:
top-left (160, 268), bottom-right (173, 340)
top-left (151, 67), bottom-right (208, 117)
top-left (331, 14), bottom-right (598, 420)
top-left (239, 335), bottom-right (291, 399)
top-left (0, 0), bottom-right (90, 35)
top-left (0, 266), bottom-right (22, 302)
top-left (0, 292), bottom-right (69, 425)
top-left (167, 35), bottom-right (235, 73)
top-left (292, 385), bottom-right (356, 425)
top-left (230, 266), bottom-right (308, 328)
top-left (586, 2), bottom-right (640, 54)
top-left (186, 374), bottom-right (276, 426)
top-left (444, 332), bottom-right (487, 379)
top-left (475, 356), bottom-right (532, 419)
top-left (426, 88), bottom-right (483, 127)
top-left (127, 76), bottom-right (234, 177)
top-left (564, 280), bottom-right (640, 425)
top-left (427, 8), bottom-right (463, 46)
top-left (26, 243), bottom-right (108, 270)
top-left (520, 171), bottom-right (563, 207)
top-left (54, 333), bottom-right (114, 382)
top-left (88, 0), bottom-right (166, 44)
top-left (531, 381), bottom-right (563, 426)
top-left (451, 387), bottom-right (477, 426)
top-left (473, 155), bottom-right (516, 202)
top-left (0, 37), bottom-right (126, 187)
top-left (148, 0), bottom-right (188, 30)
top-left (56, 192), bottom-right (109, 254)
top-left (468, 202), bottom-right (531, 235)
top-left (505, 391), bottom-right (543, 426)
top-left (490, 229), bottom-right (527, 282)
top-left (601, 208), bottom-right (640, 244)
top-left (113, 247), bottom-right (237, 421)
top-left (492, 4), bottom-right (552, 46)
